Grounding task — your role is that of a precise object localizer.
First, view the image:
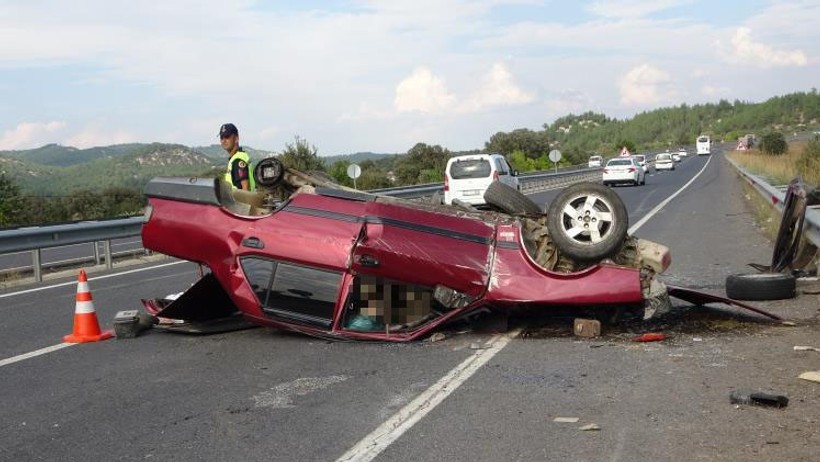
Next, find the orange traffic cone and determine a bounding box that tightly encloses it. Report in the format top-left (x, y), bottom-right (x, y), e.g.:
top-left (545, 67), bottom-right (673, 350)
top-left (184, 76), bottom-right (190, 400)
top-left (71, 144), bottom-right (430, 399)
top-left (63, 269), bottom-right (113, 343)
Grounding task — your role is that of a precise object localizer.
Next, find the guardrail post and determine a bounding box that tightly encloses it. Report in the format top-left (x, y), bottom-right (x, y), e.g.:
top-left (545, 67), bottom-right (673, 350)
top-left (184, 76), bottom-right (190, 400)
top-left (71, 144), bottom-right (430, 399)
top-left (93, 241), bottom-right (101, 265)
top-left (32, 249), bottom-right (42, 282)
top-left (103, 240), bottom-right (113, 269)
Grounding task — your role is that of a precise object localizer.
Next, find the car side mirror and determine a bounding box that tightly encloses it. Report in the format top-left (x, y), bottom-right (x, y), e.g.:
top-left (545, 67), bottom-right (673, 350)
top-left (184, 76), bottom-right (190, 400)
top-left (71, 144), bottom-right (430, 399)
top-left (512, 170), bottom-right (519, 176)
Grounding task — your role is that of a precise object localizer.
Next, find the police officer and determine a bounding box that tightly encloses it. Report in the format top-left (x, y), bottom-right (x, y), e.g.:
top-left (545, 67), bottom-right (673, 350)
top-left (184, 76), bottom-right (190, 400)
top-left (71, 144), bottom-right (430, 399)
top-left (219, 123), bottom-right (255, 191)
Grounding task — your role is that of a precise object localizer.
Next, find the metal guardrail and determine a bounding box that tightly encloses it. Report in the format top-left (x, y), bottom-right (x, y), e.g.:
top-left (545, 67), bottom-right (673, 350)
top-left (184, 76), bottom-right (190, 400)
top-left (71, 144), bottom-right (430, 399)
top-left (1, 164), bottom-right (600, 281)
top-left (726, 156), bottom-right (820, 250)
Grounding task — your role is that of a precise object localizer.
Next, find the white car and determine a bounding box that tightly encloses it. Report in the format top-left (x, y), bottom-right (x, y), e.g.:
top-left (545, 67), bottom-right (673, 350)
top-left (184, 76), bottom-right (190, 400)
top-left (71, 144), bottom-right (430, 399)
top-left (633, 154), bottom-right (649, 173)
top-left (444, 153), bottom-right (519, 206)
top-left (655, 153), bottom-right (675, 171)
top-left (672, 153), bottom-right (681, 162)
top-left (677, 148), bottom-right (688, 158)
top-left (603, 157), bottom-right (645, 186)
top-left (588, 155), bottom-right (603, 168)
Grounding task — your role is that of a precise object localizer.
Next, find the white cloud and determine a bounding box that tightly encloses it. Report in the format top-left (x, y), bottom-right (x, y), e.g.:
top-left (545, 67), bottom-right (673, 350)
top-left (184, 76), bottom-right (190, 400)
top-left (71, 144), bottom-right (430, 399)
top-left (459, 63), bottom-right (535, 112)
top-left (394, 67), bottom-right (457, 114)
top-left (63, 126), bottom-right (137, 149)
top-left (724, 27), bottom-right (808, 68)
top-left (586, 0), bottom-right (694, 19)
top-left (0, 121), bottom-right (66, 150)
top-left (545, 90), bottom-right (593, 115)
top-left (619, 64), bottom-right (675, 106)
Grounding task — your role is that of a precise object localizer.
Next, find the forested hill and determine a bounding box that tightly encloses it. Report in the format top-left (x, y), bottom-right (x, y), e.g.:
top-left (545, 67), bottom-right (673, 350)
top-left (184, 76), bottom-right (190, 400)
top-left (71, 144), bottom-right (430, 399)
top-left (2, 90), bottom-right (818, 196)
top-left (0, 144), bottom-right (219, 195)
top-left (487, 90), bottom-right (820, 164)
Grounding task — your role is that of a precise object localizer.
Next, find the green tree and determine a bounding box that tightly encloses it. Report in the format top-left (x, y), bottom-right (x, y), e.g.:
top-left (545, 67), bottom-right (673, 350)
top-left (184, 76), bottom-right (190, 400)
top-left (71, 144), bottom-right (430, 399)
top-left (614, 139), bottom-right (637, 154)
top-left (327, 160), bottom-right (354, 187)
top-left (394, 143), bottom-right (449, 185)
top-left (278, 136), bottom-right (325, 171)
top-left (0, 174), bottom-right (25, 227)
top-left (760, 132), bottom-right (788, 156)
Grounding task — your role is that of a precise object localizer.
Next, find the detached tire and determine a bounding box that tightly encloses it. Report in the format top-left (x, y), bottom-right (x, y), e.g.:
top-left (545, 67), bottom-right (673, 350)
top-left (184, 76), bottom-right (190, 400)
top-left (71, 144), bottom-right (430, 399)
top-left (546, 182), bottom-right (628, 262)
top-left (725, 273), bottom-right (796, 301)
top-left (483, 181), bottom-right (542, 215)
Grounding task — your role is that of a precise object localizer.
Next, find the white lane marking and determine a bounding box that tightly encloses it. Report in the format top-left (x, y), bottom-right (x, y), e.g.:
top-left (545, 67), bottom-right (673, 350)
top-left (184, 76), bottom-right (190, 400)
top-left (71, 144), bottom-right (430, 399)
top-left (0, 343), bottom-right (75, 368)
top-left (0, 260), bottom-right (187, 299)
top-left (628, 155), bottom-right (712, 234)
top-left (336, 330), bottom-right (520, 462)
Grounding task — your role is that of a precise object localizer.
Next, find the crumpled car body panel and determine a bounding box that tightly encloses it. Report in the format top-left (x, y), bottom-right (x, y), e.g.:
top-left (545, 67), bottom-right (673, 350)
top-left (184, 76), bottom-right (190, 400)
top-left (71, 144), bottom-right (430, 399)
top-left (141, 176), bottom-right (652, 341)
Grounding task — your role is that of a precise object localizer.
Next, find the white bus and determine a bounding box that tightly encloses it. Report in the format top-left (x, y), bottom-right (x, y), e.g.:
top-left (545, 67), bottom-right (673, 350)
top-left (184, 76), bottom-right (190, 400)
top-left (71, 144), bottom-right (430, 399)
top-left (696, 135), bottom-right (711, 155)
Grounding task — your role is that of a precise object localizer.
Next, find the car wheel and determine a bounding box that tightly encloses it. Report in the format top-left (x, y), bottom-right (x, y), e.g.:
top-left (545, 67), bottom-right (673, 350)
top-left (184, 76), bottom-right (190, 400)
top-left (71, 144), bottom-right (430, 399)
top-left (640, 177), bottom-right (646, 186)
top-left (546, 182), bottom-right (629, 262)
top-left (725, 273), bottom-right (796, 301)
top-left (483, 181), bottom-right (542, 215)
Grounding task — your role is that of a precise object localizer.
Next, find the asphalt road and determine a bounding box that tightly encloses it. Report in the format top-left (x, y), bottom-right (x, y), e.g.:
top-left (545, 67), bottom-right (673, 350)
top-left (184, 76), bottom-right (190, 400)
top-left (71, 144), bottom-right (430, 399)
top-left (2, 150), bottom-right (818, 461)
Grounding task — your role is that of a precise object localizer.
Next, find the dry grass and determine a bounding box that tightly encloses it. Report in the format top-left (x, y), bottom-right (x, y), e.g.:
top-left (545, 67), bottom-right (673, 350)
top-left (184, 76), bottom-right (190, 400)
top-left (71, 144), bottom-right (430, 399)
top-left (738, 181), bottom-right (781, 241)
top-left (727, 140), bottom-right (820, 187)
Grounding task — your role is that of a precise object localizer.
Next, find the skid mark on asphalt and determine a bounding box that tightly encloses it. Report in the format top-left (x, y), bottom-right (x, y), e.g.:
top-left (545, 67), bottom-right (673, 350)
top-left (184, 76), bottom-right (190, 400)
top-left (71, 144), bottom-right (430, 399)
top-left (253, 375), bottom-right (350, 409)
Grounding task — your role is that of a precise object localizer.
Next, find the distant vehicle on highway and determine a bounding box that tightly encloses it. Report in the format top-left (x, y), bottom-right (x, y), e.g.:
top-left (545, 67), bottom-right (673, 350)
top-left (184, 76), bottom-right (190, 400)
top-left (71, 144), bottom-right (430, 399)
top-left (633, 154), bottom-right (649, 173)
top-left (603, 157), bottom-right (645, 186)
top-left (588, 155), bottom-right (603, 168)
top-left (696, 135), bottom-right (711, 155)
top-left (655, 153), bottom-right (675, 171)
top-left (443, 154), bottom-right (519, 206)
top-left (672, 153), bottom-right (681, 162)
top-left (677, 147), bottom-right (688, 158)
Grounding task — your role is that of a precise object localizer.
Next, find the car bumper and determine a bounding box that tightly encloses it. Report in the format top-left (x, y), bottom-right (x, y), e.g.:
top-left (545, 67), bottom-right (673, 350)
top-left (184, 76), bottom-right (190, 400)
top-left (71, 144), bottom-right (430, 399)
top-left (603, 173), bottom-right (639, 183)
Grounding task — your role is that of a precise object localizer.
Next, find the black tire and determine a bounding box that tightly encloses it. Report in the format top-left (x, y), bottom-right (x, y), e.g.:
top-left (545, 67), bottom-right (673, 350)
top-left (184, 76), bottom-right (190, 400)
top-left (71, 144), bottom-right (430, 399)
top-left (483, 181), bottom-right (542, 215)
top-left (546, 182), bottom-right (629, 262)
top-left (725, 273), bottom-right (796, 301)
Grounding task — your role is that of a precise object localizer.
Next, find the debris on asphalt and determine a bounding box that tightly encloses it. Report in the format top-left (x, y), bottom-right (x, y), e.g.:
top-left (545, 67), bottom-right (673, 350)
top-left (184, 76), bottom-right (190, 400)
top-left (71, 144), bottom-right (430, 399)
top-left (793, 345), bottom-right (819, 352)
top-left (113, 310), bottom-right (157, 339)
top-left (470, 342), bottom-right (489, 350)
top-left (553, 417), bottom-right (580, 423)
top-left (781, 321), bottom-right (798, 326)
top-left (798, 371), bottom-right (820, 383)
top-left (573, 318), bottom-right (601, 338)
top-left (729, 390), bottom-right (789, 408)
top-left (579, 423), bottom-right (601, 431)
top-left (429, 332), bottom-right (446, 343)
top-left (693, 337), bottom-right (703, 342)
top-left (632, 333), bottom-right (666, 342)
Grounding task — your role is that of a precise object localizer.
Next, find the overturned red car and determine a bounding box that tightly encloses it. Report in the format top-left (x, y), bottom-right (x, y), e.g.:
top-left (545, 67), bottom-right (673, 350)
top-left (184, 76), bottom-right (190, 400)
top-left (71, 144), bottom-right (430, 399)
top-left (140, 158), bottom-right (777, 341)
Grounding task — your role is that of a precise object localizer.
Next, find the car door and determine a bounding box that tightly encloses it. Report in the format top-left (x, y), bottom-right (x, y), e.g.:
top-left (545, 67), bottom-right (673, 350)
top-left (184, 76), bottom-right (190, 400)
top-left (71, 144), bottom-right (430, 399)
top-left (235, 193), bottom-right (367, 328)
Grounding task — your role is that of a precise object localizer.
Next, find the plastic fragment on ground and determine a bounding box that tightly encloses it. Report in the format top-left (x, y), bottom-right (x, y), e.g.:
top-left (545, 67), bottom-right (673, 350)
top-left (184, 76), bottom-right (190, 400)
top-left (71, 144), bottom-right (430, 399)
top-left (579, 423), bottom-right (600, 431)
top-left (798, 371), bottom-right (820, 383)
top-left (633, 333), bottom-right (666, 342)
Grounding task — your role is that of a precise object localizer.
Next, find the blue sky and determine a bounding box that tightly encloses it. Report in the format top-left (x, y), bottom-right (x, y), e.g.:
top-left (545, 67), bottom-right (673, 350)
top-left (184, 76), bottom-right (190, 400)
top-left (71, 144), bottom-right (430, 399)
top-left (0, 0), bottom-right (816, 155)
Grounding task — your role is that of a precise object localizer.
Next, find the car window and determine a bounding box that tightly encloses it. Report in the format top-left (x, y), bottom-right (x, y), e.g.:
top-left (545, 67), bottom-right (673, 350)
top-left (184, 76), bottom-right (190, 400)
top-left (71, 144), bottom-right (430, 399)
top-left (241, 257), bottom-right (340, 326)
top-left (494, 158), bottom-right (508, 175)
top-left (344, 275), bottom-right (448, 332)
top-left (656, 154), bottom-right (671, 161)
top-left (590, 156), bottom-right (602, 161)
top-left (607, 159), bottom-right (633, 166)
top-left (449, 159), bottom-right (492, 179)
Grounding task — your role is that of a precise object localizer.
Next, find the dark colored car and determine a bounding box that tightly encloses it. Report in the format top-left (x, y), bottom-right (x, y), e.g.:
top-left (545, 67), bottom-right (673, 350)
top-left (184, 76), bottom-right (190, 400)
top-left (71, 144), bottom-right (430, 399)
top-left (140, 158), bottom-right (777, 341)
